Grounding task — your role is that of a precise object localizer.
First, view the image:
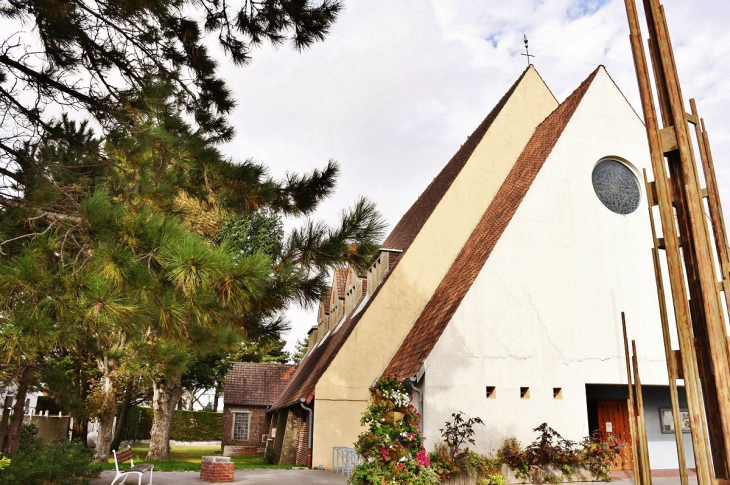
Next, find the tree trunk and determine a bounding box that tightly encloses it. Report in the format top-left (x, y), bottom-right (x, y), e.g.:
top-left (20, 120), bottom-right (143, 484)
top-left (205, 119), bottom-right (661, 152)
top-left (71, 366), bottom-right (90, 447)
top-left (147, 371), bottom-right (182, 461)
top-left (72, 417), bottom-right (89, 447)
top-left (0, 395), bottom-right (13, 451)
top-left (110, 386), bottom-right (133, 452)
top-left (213, 380), bottom-right (222, 412)
top-left (93, 371), bottom-right (117, 462)
top-left (2, 365), bottom-right (33, 455)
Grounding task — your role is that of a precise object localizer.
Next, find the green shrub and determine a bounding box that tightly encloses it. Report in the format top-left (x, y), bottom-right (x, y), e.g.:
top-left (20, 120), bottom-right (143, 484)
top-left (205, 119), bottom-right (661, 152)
top-left (497, 424), bottom-right (622, 483)
top-left (119, 407), bottom-right (221, 441)
top-left (429, 413), bottom-right (505, 485)
top-left (0, 440), bottom-right (101, 485)
top-left (170, 410), bottom-right (222, 441)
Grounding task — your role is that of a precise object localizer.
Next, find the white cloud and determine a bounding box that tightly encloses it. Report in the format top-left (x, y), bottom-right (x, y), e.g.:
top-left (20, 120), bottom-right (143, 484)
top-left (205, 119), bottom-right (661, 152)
top-left (216, 0), bottom-right (730, 354)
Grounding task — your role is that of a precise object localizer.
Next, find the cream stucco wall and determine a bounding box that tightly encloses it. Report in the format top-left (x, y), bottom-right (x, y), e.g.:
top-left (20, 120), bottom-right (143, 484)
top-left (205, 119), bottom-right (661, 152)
top-left (423, 68), bottom-right (684, 467)
top-left (311, 68), bottom-right (559, 468)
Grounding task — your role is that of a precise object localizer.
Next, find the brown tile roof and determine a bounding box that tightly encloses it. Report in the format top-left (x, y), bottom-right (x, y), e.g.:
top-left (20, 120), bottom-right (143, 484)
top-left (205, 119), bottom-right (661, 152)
top-left (269, 291), bottom-right (371, 410)
top-left (269, 66), bottom-right (553, 411)
top-left (383, 67), bottom-right (601, 378)
top-left (381, 66), bottom-right (535, 252)
top-left (224, 362), bottom-right (297, 407)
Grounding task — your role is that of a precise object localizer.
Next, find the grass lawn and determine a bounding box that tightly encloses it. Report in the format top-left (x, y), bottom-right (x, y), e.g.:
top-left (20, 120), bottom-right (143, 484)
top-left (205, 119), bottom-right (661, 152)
top-left (104, 444), bottom-right (292, 472)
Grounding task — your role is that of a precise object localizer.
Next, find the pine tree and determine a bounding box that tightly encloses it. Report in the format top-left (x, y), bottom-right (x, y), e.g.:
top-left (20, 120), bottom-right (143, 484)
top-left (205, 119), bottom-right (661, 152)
top-left (291, 338), bottom-right (309, 364)
top-left (0, 0), bottom-right (389, 462)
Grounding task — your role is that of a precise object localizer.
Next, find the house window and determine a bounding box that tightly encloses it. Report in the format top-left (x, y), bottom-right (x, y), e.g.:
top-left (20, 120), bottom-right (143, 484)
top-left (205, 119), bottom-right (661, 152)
top-left (553, 388), bottom-right (563, 399)
top-left (486, 386), bottom-right (496, 399)
top-left (520, 387), bottom-right (530, 399)
top-left (232, 412), bottom-right (251, 441)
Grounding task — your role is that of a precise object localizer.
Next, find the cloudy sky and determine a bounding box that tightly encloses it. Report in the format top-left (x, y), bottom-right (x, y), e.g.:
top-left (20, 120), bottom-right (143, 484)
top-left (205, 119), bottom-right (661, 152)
top-left (216, 0), bottom-right (730, 353)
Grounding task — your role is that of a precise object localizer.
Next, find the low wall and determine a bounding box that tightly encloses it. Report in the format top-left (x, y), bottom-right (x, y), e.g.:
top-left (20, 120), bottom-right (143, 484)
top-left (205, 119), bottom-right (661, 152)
top-left (442, 465), bottom-right (599, 485)
top-left (23, 415), bottom-right (70, 443)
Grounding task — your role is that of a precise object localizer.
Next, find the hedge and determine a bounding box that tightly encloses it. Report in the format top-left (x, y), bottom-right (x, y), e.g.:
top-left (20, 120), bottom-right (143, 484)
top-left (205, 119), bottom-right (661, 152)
top-left (120, 407), bottom-right (222, 442)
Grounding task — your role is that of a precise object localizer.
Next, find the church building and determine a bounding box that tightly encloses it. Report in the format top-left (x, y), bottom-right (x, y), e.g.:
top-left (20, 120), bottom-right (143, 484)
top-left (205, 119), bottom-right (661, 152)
top-left (266, 65), bottom-right (693, 472)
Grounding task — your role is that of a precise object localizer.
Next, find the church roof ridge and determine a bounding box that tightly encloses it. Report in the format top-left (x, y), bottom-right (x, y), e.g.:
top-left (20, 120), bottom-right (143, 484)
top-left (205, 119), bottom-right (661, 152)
top-left (382, 66), bottom-right (602, 379)
top-left (382, 65), bottom-right (541, 252)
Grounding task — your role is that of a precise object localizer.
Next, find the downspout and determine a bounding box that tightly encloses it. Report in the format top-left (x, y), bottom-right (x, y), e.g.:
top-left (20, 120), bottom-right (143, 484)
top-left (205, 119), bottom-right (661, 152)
top-left (409, 376), bottom-right (423, 432)
top-left (299, 399), bottom-right (313, 469)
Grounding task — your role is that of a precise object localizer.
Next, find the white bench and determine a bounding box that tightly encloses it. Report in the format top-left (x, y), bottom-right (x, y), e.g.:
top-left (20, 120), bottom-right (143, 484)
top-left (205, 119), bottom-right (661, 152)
top-left (111, 446), bottom-right (154, 485)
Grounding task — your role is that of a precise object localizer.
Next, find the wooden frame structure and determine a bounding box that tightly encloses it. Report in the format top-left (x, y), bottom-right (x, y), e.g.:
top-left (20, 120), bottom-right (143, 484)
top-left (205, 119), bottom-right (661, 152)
top-left (623, 0), bottom-right (730, 483)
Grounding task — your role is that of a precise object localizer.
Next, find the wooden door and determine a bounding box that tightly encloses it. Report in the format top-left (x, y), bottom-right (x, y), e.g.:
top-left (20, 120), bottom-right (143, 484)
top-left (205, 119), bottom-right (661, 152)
top-left (596, 400), bottom-right (634, 470)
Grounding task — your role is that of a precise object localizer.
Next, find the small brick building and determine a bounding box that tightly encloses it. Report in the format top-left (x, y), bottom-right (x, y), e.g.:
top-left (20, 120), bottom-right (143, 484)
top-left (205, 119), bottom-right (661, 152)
top-left (222, 362), bottom-right (296, 457)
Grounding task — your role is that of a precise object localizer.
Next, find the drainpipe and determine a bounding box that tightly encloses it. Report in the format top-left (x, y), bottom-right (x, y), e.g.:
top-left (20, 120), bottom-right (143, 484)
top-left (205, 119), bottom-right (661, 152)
top-left (299, 399), bottom-right (313, 469)
top-left (409, 376), bottom-right (423, 432)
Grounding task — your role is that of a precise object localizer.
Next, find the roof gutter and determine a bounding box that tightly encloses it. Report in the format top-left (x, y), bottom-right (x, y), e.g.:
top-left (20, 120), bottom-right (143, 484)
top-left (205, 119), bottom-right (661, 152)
top-left (299, 398), bottom-right (313, 469)
top-left (409, 376), bottom-right (424, 432)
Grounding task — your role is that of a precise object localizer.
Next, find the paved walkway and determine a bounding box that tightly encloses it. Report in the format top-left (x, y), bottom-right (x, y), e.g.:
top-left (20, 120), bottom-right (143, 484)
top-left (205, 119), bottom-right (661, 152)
top-left (90, 469), bottom-right (698, 485)
top-left (90, 468), bottom-right (348, 484)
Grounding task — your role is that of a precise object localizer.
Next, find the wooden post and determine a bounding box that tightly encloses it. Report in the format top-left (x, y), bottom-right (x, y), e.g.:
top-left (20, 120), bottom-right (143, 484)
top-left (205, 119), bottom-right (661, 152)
top-left (632, 341), bottom-right (652, 485)
top-left (622, 314), bottom-right (644, 485)
top-left (624, 0), bottom-right (730, 481)
top-left (644, 2), bottom-right (730, 474)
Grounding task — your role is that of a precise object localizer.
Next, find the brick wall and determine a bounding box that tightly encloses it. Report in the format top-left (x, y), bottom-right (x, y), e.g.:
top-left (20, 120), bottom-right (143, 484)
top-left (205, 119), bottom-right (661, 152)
top-left (221, 405), bottom-right (270, 456)
top-left (295, 409), bottom-right (309, 466)
top-left (200, 458), bottom-right (234, 483)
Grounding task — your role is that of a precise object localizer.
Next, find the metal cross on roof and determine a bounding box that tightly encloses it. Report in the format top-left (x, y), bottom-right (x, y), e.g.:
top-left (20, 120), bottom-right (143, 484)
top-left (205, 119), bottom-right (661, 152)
top-left (521, 34), bottom-right (535, 66)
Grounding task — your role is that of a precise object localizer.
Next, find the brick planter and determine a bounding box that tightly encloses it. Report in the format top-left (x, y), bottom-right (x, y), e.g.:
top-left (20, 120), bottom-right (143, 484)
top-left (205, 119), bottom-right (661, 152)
top-left (200, 456), bottom-right (235, 483)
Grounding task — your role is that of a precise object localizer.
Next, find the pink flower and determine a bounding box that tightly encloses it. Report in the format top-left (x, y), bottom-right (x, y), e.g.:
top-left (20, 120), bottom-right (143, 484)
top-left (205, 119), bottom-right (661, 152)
top-left (415, 448), bottom-right (430, 467)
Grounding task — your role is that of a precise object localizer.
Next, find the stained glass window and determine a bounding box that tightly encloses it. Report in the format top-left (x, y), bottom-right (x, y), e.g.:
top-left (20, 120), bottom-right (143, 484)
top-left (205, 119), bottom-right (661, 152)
top-left (233, 412), bottom-right (251, 441)
top-left (592, 160), bottom-right (641, 214)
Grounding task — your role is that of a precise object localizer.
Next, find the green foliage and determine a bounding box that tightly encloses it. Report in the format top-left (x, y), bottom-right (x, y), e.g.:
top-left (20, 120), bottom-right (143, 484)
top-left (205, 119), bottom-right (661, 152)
top-left (0, 427), bottom-right (101, 485)
top-left (439, 411), bottom-right (485, 461)
top-left (429, 414), bottom-right (502, 484)
top-left (497, 437), bottom-right (530, 481)
top-left (0, 0), bottom-right (343, 156)
top-left (350, 377), bottom-right (437, 484)
top-left (497, 424), bottom-right (623, 483)
top-left (579, 430), bottom-right (623, 481)
top-left (102, 444), bottom-right (290, 471)
top-left (0, 0), bottom-right (385, 462)
top-left (119, 407), bottom-right (222, 441)
top-left (219, 211), bottom-right (284, 261)
top-left (291, 338), bottom-right (309, 365)
top-left (170, 410), bottom-right (224, 441)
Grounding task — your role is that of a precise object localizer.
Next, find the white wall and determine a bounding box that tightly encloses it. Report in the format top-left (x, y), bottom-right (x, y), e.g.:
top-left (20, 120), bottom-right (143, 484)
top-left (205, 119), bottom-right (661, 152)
top-left (422, 68), bottom-right (683, 466)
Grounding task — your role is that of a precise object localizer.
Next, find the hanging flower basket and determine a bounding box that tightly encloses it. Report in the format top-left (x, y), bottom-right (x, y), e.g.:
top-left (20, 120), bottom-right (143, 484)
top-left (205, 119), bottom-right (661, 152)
top-left (382, 410), bottom-right (406, 424)
top-left (388, 444), bottom-right (408, 461)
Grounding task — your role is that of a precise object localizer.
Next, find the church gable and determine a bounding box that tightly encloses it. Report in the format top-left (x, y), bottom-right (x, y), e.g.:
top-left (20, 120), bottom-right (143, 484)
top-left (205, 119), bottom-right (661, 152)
top-left (383, 67), bottom-right (601, 379)
top-left (417, 65), bottom-right (667, 450)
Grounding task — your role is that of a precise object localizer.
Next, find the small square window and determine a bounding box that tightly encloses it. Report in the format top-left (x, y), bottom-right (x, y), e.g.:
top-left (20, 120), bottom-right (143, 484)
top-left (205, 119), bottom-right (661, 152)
top-left (553, 388), bottom-right (563, 399)
top-left (233, 412), bottom-right (251, 441)
top-left (520, 387), bottom-right (530, 399)
top-left (486, 386), bottom-right (496, 399)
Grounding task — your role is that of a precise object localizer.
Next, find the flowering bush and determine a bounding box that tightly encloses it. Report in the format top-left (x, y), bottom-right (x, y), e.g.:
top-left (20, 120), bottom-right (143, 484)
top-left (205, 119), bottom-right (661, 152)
top-left (429, 413), bottom-right (503, 485)
top-left (497, 424), bottom-right (623, 483)
top-left (349, 376), bottom-right (438, 485)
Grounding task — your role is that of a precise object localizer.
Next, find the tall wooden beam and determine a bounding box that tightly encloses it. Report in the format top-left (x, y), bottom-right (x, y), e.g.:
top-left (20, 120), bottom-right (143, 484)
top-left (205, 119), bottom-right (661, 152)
top-left (643, 177), bottom-right (688, 484)
top-left (624, 0), bottom-right (730, 481)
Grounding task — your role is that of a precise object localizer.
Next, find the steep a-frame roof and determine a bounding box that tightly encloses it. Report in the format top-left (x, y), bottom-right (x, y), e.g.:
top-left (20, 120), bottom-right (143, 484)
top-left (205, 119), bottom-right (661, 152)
top-left (383, 67), bottom-right (601, 379)
top-left (382, 66), bottom-right (536, 251)
top-left (269, 67), bottom-right (543, 411)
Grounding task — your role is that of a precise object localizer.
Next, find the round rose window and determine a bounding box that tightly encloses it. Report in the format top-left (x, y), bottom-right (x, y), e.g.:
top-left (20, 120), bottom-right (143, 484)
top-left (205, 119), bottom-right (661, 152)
top-left (592, 159), bottom-right (641, 215)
